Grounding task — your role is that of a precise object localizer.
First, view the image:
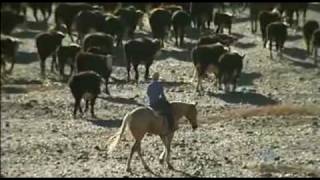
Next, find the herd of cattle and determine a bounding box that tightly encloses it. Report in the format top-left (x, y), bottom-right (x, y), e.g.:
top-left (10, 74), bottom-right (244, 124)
top-left (1, 3), bottom-right (320, 117)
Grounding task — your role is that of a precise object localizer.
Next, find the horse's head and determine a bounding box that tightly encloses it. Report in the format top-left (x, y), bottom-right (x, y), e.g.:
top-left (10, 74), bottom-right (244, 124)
top-left (185, 102), bottom-right (198, 130)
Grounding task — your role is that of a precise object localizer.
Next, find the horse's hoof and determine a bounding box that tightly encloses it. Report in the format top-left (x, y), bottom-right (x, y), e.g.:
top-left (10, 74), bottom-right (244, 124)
top-left (159, 158), bottom-right (164, 164)
top-left (144, 166), bottom-right (151, 172)
top-left (167, 163), bottom-right (174, 170)
top-left (126, 167), bottom-right (131, 172)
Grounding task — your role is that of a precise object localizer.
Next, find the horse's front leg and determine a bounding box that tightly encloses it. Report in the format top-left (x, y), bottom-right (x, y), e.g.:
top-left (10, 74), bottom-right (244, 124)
top-left (165, 133), bottom-right (174, 170)
top-left (159, 135), bottom-right (167, 164)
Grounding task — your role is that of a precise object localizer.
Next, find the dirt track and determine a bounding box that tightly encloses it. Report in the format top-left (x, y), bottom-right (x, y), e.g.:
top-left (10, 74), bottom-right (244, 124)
top-left (1, 3), bottom-right (320, 177)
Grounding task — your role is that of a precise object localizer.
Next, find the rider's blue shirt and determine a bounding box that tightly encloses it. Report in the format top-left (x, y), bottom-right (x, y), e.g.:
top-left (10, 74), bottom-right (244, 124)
top-left (147, 80), bottom-right (166, 107)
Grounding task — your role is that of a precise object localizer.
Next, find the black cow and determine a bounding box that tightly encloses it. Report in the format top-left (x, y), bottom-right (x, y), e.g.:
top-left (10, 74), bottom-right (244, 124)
top-left (1, 35), bottom-right (22, 74)
top-left (54, 3), bottom-right (96, 42)
top-left (114, 6), bottom-right (144, 38)
top-left (312, 29), bottom-right (320, 65)
top-left (57, 43), bottom-right (81, 78)
top-left (192, 43), bottom-right (228, 93)
top-left (217, 52), bottom-right (245, 92)
top-left (75, 52), bottom-right (113, 95)
top-left (82, 32), bottom-right (114, 56)
top-left (171, 10), bottom-right (191, 47)
top-left (303, 20), bottom-right (319, 55)
top-left (249, 3), bottom-right (277, 33)
top-left (198, 34), bottom-right (236, 51)
top-left (69, 71), bottom-right (103, 118)
top-left (266, 21), bottom-right (288, 59)
top-left (1, 10), bottom-right (25, 35)
top-left (259, 8), bottom-right (281, 48)
top-left (190, 3), bottom-right (214, 30)
top-left (214, 12), bottom-right (233, 34)
top-left (125, 38), bottom-right (161, 82)
top-left (101, 14), bottom-right (125, 47)
top-left (35, 31), bottom-right (65, 78)
top-left (149, 8), bottom-right (171, 47)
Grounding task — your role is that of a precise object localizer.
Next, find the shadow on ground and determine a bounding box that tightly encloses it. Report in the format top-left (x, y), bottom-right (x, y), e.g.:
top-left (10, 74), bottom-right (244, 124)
top-left (209, 91), bottom-right (279, 106)
top-left (86, 118), bottom-right (122, 128)
top-left (16, 51), bottom-right (38, 64)
top-left (234, 41), bottom-right (257, 49)
top-left (283, 47), bottom-right (317, 69)
top-left (12, 29), bottom-right (41, 39)
top-left (239, 72), bottom-right (262, 86)
top-left (1, 86), bottom-right (28, 94)
top-left (99, 96), bottom-right (144, 106)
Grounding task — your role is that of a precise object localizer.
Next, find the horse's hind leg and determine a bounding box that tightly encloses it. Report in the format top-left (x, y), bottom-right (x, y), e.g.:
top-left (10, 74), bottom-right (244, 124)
top-left (126, 141), bottom-right (138, 172)
top-left (136, 141), bottom-right (151, 172)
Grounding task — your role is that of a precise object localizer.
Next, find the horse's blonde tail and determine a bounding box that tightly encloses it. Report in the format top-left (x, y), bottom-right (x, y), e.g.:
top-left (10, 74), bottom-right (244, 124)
top-left (107, 113), bottom-right (131, 154)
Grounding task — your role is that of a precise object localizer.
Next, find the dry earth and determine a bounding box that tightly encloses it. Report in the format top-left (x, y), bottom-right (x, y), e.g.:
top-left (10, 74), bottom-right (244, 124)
top-left (1, 3), bottom-right (320, 177)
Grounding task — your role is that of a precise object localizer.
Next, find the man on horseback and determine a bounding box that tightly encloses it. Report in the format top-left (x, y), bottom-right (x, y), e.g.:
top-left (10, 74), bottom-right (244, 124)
top-left (147, 72), bottom-right (174, 134)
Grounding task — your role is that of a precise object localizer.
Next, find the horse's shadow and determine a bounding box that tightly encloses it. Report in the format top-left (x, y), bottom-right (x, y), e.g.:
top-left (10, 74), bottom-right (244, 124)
top-left (209, 91), bottom-right (279, 106)
top-left (170, 166), bottom-right (196, 178)
top-left (86, 118), bottom-right (122, 128)
top-left (99, 96), bottom-right (144, 106)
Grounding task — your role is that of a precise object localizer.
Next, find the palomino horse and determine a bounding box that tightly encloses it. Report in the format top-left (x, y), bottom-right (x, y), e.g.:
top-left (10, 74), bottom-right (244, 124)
top-left (107, 101), bottom-right (198, 172)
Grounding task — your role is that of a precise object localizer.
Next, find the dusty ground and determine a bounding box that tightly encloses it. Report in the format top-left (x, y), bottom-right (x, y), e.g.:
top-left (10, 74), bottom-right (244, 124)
top-left (1, 3), bottom-right (320, 177)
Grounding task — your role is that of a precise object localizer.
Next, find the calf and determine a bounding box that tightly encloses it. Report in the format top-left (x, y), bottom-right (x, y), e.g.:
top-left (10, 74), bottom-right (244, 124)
top-left (214, 12), bottom-right (233, 34)
top-left (149, 8), bottom-right (171, 47)
top-left (69, 71), bottom-right (102, 118)
top-left (57, 43), bottom-right (81, 78)
top-left (311, 29), bottom-right (320, 65)
top-left (171, 10), bottom-right (191, 47)
top-left (1, 10), bottom-right (25, 35)
top-left (54, 3), bottom-right (95, 42)
top-left (28, 3), bottom-right (52, 22)
top-left (82, 32), bottom-right (114, 56)
top-left (266, 21), bottom-right (288, 59)
top-left (303, 20), bottom-right (319, 55)
top-left (192, 43), bottom-right (228, 93)
top-left (217, 52), bottom-right (245, 92)
top-left (1, 35), bottom-right (22, 74)
top-left (35, 31), bottom-right (65, 77)
top-left (125, 38), bottom-right (161, 82)
top-left (259, 8), bottom-right (281, 48)
top-left (198, 34), bottom-right (236, 50)
top-left (75, 52), bottom-right (113, 95)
